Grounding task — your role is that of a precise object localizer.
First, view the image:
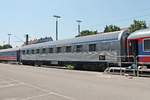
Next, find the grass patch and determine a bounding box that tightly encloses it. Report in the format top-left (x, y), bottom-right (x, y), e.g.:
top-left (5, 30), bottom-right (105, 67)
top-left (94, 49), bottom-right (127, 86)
top-left (65, 64), bottom-right (75, 70)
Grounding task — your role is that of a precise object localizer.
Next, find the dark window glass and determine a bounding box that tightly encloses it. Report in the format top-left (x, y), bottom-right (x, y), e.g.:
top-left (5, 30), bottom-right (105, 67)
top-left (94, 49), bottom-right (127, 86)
top-left (27, 50), bottom-right (30, 54)
top-left (89, 44), bottom-right (96, 51)
top-left (36, 49), bottom-right (40, 54)
top-left (31, 49), bottom-right (34, 54)
top-left (49, 48), bottom-right (53, 53)
top-left (42, 48), bottom-right (46, 53)
top-left (22, 50), bottom-right (25, 55)
top-left (56, 47), bottom-right (62, 53)
top-left (76, 45), bottom-right (82, 52)
top-left (66, 46), bottom-right (71, 52)
top-left (144, 39), bottom-right (150, 51)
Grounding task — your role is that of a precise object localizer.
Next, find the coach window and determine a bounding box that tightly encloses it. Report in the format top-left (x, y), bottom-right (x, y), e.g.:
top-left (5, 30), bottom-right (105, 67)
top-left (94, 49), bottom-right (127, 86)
top-left (36, 49), bottom-right (40, 54)
top-left (22, 50), bottom-right (25, 55)
top-left (89, 44), bottom-right (96, 52)
top-left (144, 39), bottom-right (150, 51)
top-left (27, 50), bottom-right (30, 54)
top-left (66, 46), bottom-right (71, 53)
top-left (31, 49), bottom-right (34, 54)
top-left (76, 45), bottom-right (82, 52)
top-left (42, 48), bottom-right (46, 53)
top-left (49, 48), bottom-right (53, 53)
top-left (57, 47), bottom-right (62, 53)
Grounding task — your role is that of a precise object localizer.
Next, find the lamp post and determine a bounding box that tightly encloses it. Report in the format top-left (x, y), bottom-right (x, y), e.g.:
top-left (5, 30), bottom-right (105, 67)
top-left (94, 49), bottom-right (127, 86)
top-left (76, 20), bottom-right (82, 35)
top-left (8, 33), bottom-right (12, 45)
top-left (53, 15), bottom-right (61, 41)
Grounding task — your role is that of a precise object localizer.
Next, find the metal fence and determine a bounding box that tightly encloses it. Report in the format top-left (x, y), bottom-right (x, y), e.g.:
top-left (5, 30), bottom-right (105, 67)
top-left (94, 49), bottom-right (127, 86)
top-left (104, 55), bottom-right (150, 77)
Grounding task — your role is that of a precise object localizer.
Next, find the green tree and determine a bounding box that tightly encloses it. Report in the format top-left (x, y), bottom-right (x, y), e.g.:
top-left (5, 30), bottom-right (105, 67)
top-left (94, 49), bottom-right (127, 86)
top-left (76, 30), bottom-right (97, 37)
top-left (129, 20), bottom-right (147, 33)
top-left (2, 44), bottom-right (12, 49)
top-left (104, 25), bottom-right (121, 33)
top-left (0, 45), bottom-right (3, 49)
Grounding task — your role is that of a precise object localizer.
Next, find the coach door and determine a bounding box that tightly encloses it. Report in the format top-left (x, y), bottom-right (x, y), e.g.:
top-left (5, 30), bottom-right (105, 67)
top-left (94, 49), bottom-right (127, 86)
top-left (17, 50), bottom-right (20, 62)
top-left (128, 40), bottom-right (138, 58)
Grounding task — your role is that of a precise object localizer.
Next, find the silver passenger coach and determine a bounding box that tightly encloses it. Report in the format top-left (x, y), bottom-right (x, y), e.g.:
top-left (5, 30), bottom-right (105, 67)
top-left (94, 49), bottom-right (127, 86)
top-left (20, 30), bottom-right (129, 71)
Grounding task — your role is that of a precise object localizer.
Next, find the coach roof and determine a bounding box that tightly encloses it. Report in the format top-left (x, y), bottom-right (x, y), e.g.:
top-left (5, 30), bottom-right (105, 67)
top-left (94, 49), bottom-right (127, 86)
top-left (0, 48), bottom-right (20, 53)
top-left (21, 30), bottom-right (126, 50)
top-left (128, 28), bottom-right (150, 39)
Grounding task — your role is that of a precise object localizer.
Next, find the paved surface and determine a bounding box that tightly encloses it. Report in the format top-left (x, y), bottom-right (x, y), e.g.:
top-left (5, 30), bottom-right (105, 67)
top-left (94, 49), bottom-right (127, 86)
top-left (0, 63), bottom-right (150, 100)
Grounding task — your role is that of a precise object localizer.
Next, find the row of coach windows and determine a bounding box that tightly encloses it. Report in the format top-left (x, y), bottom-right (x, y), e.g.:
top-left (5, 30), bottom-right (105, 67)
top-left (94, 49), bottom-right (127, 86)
top-left (23, 44), bottom-right (97, 55)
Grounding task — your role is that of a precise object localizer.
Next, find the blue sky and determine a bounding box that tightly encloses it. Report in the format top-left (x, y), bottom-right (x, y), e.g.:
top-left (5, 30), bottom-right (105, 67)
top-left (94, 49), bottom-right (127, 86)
top-left (0, 0), bottom-right (150, 47)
